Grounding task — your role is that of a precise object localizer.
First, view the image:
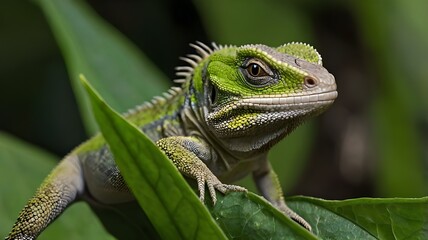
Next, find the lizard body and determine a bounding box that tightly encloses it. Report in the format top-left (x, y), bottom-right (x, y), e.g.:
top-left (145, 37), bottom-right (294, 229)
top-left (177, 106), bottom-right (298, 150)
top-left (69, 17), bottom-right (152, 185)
top-left (6, 42), bottom-right (337, 239)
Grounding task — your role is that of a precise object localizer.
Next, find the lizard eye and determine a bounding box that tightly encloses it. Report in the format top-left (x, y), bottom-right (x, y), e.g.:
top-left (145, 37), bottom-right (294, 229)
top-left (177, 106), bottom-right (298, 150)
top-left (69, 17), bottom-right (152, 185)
top-left (247, 63), bottom-right (268, 77)
top-left (241, 58), bottom-right (276, 87)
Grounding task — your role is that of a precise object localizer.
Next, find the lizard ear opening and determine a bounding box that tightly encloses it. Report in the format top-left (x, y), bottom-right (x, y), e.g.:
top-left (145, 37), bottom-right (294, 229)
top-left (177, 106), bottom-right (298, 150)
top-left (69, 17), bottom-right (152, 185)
top-left (209, 84), bottom-right (217, 105)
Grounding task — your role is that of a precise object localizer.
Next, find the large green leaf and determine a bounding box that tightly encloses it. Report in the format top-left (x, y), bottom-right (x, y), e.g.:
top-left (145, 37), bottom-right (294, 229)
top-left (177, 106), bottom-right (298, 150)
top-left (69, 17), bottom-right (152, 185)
top-left (81, 76), bottom-right (227, 239)
top-left (183, 191), bottom-right (428, 239)
top-left (210, 192), bottom-right (317, 239)
top-left (36, 0), bottom-right (169, 134)
top-left (289, 196), bottom-right (428, 239)
top-left (0, 132), bottom-right (113, 240)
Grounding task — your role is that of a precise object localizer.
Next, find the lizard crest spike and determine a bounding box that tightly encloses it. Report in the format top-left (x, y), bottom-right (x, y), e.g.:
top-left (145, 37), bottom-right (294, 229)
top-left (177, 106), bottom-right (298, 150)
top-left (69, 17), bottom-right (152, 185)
top-left (177, 42), bottom-right (227, 79)
top-left (7, 42), bottom-right (337, 239)
top-left (173, 79), bottom-right (186, 84)
top-left (179, 56), bottom-right (198, 67)
top-left (195, 41), bottom-right (214, 54)
top-left (189, 43), bottom-right (210, 57)
top-left (186, 54), bottom-right (203, 62)
top-left (211, 42), bottom-right (221, 50)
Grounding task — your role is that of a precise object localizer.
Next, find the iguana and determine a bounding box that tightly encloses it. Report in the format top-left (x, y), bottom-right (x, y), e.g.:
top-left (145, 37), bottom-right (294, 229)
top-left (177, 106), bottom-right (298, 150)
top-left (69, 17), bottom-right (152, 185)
top-left (6, 42), bottom-right (337, 239)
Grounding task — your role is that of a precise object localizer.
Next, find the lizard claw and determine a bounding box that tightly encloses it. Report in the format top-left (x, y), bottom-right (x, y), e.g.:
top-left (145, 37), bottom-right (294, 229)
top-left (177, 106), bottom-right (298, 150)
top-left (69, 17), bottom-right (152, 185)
top-left (278, 202), bottom-right (312, 231)
top-left (196, 171), bottom-right (247, 205)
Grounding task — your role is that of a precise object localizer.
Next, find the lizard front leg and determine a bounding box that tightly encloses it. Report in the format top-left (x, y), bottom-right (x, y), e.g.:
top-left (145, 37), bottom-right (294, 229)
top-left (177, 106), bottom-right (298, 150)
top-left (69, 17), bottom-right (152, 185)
top-left (253, 160), bottom-right (312, 231)
top-left (156, 136), bottom-right (246, 204)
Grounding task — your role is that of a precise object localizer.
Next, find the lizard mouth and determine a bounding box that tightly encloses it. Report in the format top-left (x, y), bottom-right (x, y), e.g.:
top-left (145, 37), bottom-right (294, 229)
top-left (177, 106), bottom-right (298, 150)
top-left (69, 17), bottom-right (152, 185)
top-left (229, 90), bottom-right (338, 112)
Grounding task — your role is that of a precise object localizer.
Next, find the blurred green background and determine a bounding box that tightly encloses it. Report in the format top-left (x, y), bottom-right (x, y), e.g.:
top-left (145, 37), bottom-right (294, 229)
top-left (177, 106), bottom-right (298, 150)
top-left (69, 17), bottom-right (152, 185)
top-left (1, 0), bottom-right (427, 236)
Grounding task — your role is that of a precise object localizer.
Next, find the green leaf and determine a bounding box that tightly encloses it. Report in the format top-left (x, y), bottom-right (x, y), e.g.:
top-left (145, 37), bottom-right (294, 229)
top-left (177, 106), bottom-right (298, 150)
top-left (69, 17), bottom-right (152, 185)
top-left (81, 75), bottom-right (227, 240)
top-left (289, 196), bottom-right (428, 239)
top-left (210, 192), bottom-right (317, 239)
top-left (36, 0), bottom-right (169, 134)
top-left (0, 132), bottom-right (113, 240)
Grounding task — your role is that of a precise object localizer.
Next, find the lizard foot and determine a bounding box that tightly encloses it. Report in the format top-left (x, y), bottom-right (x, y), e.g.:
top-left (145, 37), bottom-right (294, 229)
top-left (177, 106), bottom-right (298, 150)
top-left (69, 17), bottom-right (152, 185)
top-left (290, 212), bottom-right (312, 232)
top-left (280, 204), bottom-right (312, 231)
top-left (196, 171), bottom-right (247, 205)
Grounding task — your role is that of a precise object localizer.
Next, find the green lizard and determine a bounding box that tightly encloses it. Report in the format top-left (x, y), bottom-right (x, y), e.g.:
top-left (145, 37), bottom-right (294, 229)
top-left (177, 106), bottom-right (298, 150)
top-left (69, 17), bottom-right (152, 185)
top-left (6, 42), bottom-right (337, 239)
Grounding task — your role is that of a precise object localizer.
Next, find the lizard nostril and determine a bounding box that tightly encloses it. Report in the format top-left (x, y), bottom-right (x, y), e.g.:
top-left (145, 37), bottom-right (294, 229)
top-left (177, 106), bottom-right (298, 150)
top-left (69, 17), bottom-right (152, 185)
top-left (304, 76), bottom-right (318, 88)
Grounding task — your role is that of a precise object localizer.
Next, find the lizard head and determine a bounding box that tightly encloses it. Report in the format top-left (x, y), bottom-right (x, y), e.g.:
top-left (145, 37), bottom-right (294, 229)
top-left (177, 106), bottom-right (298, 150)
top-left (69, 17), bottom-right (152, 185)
top-left (183, 42), bottom-right (337, 154)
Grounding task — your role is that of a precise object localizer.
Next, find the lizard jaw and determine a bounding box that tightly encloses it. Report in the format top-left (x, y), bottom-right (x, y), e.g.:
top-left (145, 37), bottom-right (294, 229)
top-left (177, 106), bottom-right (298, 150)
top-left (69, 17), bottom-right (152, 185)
top-left (238, 90), bottom-right (338, 110)
top-left (207, 90), bottom-right (337, 121)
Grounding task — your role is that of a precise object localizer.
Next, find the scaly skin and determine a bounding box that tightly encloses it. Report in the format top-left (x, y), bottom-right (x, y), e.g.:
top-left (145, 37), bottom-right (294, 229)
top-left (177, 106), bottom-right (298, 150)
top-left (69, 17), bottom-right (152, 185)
top-left (6, 42), bottom-right (337, 239)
